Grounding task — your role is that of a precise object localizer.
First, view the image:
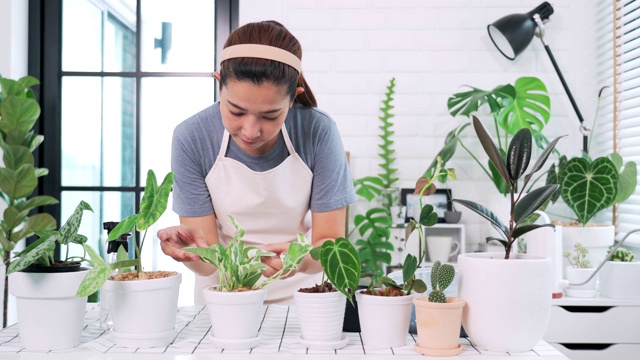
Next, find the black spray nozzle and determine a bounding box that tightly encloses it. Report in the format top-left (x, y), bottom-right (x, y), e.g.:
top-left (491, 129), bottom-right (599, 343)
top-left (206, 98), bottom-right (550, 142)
top-left (103, 221), bottom-right (131, 254)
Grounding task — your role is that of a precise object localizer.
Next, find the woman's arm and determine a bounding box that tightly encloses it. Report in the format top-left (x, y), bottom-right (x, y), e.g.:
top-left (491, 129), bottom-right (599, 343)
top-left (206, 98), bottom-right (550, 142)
top-left (158, 214), bottom-right (220, 276)
top-left (299, 206), bottom-right (347, 274)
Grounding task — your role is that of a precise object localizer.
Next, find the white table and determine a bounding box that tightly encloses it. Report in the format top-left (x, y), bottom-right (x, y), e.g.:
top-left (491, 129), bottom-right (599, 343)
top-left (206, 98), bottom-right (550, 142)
top-left (0, 304), bottom-right (568, 359)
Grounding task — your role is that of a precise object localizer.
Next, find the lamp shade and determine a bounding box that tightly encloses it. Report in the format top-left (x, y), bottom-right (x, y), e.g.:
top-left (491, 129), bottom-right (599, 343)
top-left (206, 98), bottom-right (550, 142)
top-left (487, 2), bottom-right (555, 60)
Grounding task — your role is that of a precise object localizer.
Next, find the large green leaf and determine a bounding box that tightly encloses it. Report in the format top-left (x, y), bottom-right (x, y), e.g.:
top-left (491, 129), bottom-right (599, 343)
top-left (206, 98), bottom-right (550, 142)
top-left (506, 128), bottom-right (532, 182)
top-left (17, 76), bottom-right (40, 89)
top-left (1, 143), bottom-right (34, 170)
top-left (9, 212), bottom-right (56, 242)
top-left (473, 116), bottom-right (510, 185)
top-left (137, 171), bottom-right (174, 231)
top-left (451, 199), bottom-right (508, 239)
top-left (514, 184), bottom-right (559, 223)
top-left (512, 223), bottom-right (556, 240)
top-left (402, 253), bottom-right (418, 286)
top-left (8, 234), bottom-right (58, 274)
top-left (76, 264), bottom-right (111, 297)
top-left (614, 160), bottom-right (637, 204)
top-left (354, 207), bottom-right (392, 239)
top-left (3, 205), bottom-right (28, 230)
top-left (58, 201), bottom-right (93, 245)
top-left (353, 176), bottom-right (385, 201)
top-left (107, 214), bottom-right (138, 241)
top-left (418, 204), bottom-right (438, 227)
top-left (0, 96), bottom-right (41, 133)
top-left (0, 164), bottom-right (37, 199)
top-left (524, 135), bottom-right (564, 188)
top-left (0, 78), bottom-right (24, 98)
top-left (497, 77), bottom-right (551, 135)
top-left (447, 84), bottom-right (514, 117)
top-left (321, 237), bottom-right (361, 302)
top-left (560, 157), bottom-right (618, 225)
top-left (14, 195), bottom-right (59, 213)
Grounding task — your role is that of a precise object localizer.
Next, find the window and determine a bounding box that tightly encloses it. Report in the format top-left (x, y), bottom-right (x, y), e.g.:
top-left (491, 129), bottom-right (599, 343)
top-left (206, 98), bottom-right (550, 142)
top-left (29, 0), bottom-right (238, 305)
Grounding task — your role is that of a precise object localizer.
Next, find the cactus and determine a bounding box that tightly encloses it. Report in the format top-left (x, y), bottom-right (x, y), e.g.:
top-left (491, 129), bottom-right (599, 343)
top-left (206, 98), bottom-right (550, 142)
top-left (428, 261), bottom-right (456, 303)
top-left (608, 247), bottom-right (636, 262)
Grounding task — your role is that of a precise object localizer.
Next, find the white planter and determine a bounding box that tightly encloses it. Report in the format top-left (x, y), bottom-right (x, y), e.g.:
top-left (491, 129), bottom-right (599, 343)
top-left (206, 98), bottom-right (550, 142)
top-left (9, 269), bottom-right (89, 350)
top-left (204, 287), bottom-right (266, 350)
top-left (599, 261), bottom-right (640, 299)
top-left (564, 267), bottom-right (597, 298)
top-left (104, 272), bottom-right (182, 348)
top-left (457, 252), bottom-right (552, 353)
top-left (294, 290), bottom-right (348, 349)
top-left (561, 225), bottom-right (614, 274)
top-left (356, 290), bottom-right (414, 348)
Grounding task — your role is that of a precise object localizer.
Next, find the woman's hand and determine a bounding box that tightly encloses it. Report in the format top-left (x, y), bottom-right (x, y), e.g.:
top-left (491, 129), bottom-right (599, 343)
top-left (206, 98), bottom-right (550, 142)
top-left (157, 225), bottom-right (208, 262)
top-left (260, 242), bottom-right (297, 279)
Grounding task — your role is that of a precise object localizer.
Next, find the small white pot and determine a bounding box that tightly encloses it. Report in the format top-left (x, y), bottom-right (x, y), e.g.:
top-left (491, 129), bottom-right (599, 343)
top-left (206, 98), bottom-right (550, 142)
top-left (104, 272), bottom-right (182, 348)
top-left (294, 290), bottom-right (347, 349)
top-left (204, 287), bottom-right (266, 350)
top-left (9, 269), bottom-right (89, 350)
top-left (564, 267), bottom-right (597, 298)
top-left (457, 252), bottom-right (552, 353)
top-left (599, 261), bottom-right (640, 299)
top-left (356, 290), bottom-right (414, 348)
top-left (561, 225), bottom-right (614, 275)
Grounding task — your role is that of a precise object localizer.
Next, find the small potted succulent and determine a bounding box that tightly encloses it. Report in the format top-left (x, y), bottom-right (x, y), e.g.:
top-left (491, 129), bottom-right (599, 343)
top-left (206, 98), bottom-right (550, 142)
top-left (8, 201), bottom-right (92, 350)
top-left (184, 216), bottom-right (311, 350)
top-left (451, 116), bottom-right (562, 352)
top-left (76, 170), bottom-right (180, 349)
top-left (563, 243), bottom-right (597, 298)
top-left (294, 237), bottom-right (360, 350)
top-left (412, 261), bottom-right (464, 356)
top-left (599, 247), bottom-right (640, 299)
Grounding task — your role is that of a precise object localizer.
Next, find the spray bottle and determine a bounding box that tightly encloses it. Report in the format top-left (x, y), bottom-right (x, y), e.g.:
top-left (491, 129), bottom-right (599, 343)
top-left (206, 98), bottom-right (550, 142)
top-left (99, 221), bottom-right (131, 329)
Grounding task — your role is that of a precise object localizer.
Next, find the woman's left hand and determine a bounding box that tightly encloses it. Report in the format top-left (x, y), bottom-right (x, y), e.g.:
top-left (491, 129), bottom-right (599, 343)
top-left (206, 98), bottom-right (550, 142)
top-left (260, 242), bottom-right (297, 279)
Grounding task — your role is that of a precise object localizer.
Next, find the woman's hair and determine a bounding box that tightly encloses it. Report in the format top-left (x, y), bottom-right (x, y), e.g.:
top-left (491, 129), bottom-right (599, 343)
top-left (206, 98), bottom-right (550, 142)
top-left (220, 21), bottom-right (317, 108)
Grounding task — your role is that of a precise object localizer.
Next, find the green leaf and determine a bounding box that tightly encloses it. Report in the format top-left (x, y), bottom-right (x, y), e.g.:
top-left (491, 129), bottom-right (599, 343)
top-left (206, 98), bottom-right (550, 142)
top-left (0, 78), bottom-right (24, 97)
top-left (506, 128), bottom-right (532, 182)
top-left (452, 199), bottom-right (509, 239)
top-left (353, 176), bottom-right (385, 201)
top-left (1, 143), bottom-right (34, 170)
top-left (320, 237), bottom-right (361, 302)
top-left (76, 264), bottom-right (111, 297)
top-left (523, 135), bottom-right (564, 188)
top-left (437, 263), bottom-right (455, 291)
top-left (58, 201), bottom-right (93, 245)
top-left (110, 259), bottom-right (138, 271)
top-left (560, 157), bottom-right (618, 225)
top-left (430, 260), bottom-right (440, 290)
top-left (497, 77), bottom-right (551, 135)
top-left (473, 116), bottom-right (510, 185)
top-left (447, 84), bottom-right (513, 117)
top-left (418, 204), bottom-right (438, 227)
top-left (0, 96), bottom-right (41, 133)
top-left (614, 160), bottom-right (637, 204)
top-left (17, 76), bottom-right (40, 89)
top-left (107, 214), bottom-right (138, 241)
top-left (402, 253), bottom-right (418, 285)
top-left (512, 223), bottom-right (556, 240)
top-left (514, 184), bottom-right (559, 223)
top-left (83, 243), bottom-right (106, 267)
top-left (8, 234), bottom-right (58, 274)
top-left (10, 212), bottom-right (56, 242)
top-left (137, 171), bottom-right (174, 231)
top-left (309, 246), bottom-right (322, 261)
top-left (3, 205), bottom-right (28, 230)
top-left (412, 278), bottom-right (427, 293)
top-left (0, 164), bottom-right (37, 199)
top-left (14, 195), bottom-right (59, 213)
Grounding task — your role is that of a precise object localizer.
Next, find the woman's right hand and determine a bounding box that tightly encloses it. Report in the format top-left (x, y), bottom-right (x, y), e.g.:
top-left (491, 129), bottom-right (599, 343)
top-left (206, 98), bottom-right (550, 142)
top-left (157, 225), bottom-right (208, 262)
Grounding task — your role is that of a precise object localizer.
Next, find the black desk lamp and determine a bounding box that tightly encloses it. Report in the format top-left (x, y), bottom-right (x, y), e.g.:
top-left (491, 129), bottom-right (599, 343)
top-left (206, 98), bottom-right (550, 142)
top-left (487, 1), bottom-right (589, 153)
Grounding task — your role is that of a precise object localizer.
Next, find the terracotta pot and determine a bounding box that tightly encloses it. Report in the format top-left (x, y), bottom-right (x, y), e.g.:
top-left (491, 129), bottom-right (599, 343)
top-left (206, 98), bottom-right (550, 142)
top-left (413, 297), bottom-right (465, 356)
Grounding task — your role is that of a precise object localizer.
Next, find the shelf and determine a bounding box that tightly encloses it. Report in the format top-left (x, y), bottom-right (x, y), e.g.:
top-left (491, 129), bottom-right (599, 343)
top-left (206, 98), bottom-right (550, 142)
top-left (388, 224), bottom-right (466, 267)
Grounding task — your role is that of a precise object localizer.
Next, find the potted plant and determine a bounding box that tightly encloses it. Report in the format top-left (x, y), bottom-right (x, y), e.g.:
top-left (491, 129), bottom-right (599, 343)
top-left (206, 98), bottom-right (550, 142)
top-left (563, 243), bottom-right (597, 298)
top-left (598, 246), bottom-right (640, 299)
top-left (451, 116), bottom-right (562, 352)
top-left (294, 237), bottom-right (360, 350)
top-left (0, 76), bottom-right (58, 328)
top-left (75, 170), bottom-right (180, 348)
top-left (183, 216), bottom-right (311, 350)
top-left (7, 201), bottom-right (91, 350)
top-left (412, 260), bottom-right (464, 356)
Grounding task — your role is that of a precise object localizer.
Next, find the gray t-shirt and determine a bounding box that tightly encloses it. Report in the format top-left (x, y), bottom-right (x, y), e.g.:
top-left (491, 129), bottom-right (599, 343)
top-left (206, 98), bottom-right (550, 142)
top-left (172, 102), bottom-right (356, 217)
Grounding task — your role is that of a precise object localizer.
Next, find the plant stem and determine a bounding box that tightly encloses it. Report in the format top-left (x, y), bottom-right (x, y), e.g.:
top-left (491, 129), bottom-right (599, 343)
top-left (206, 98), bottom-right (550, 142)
top-left (3, 253), bottom-right (9, 328)
top-left (458, 138), bottom-right (493, 179)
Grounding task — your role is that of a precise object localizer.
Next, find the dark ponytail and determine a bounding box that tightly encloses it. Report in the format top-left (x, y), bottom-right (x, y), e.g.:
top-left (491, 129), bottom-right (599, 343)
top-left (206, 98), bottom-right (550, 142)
top-left (220, 21), bottom-right (317, 108)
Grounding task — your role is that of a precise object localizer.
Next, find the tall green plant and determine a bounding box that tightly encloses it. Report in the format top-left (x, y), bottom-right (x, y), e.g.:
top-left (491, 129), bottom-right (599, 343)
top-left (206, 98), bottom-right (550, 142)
top-left (309, 237), bottom-right (361, 303)
top-left (0, 76), bottom-right (58, 327)
top-left (451, 117), bottom-right (562, 259)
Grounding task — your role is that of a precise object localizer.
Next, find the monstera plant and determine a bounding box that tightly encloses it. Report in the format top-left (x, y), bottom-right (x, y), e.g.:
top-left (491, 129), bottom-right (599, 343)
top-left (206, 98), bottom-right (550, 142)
top-left (424, 77), bottom-right (553, 195)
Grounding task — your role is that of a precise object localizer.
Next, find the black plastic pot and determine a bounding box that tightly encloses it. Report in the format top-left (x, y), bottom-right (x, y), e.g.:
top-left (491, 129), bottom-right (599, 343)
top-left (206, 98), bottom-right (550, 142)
top-left (22, 262), bottom-right (84, 273)
top-left (342, 285), bottom-right (368, 332)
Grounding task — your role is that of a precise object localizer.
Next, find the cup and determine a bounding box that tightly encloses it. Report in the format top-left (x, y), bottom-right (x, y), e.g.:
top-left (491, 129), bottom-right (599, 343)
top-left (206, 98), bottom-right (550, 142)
top-left (427, 236), bottom-right (460, 263)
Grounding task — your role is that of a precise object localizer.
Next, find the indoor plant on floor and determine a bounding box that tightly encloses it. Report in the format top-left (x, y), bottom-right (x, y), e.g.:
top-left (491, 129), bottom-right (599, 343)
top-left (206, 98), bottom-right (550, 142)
top-left (76, 170), bottom-right (180, 348)
top-left (294, 237), bottom-right (360, 350)
top-left (184, 216), bottom-right (311, 350)
top-left (451, 116), bottom-right (562, 352)
top-left (0, 76), bottom-right (58, 328)
top-left (412, 260), bottom-right (464, 356)
top-left (8, 200), bottom-right (92, 350)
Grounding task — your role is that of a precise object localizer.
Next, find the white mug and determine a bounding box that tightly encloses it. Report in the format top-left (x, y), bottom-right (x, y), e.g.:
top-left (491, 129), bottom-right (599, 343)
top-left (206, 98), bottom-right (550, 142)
top-left (426, 236), bottom-right (460, 264)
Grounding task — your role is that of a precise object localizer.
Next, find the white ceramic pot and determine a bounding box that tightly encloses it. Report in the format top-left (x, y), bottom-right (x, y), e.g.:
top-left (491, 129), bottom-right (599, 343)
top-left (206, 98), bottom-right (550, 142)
top-left (457, 252), bottom-right (551, 353)
top-left (104, 272), bottom-right (182, 348)
top-left (9, 269), bottom-right (89, 350)
top-left (599, 261), bottom-right (640, 299)
top-left (564, 267), bottom-right (597, 298)
top-left (294, 290), bottom-right (348, 349)
top-left (561, 225), bottom-right (614, 274)
top-left (356, 290), bottom-right (414, 348)
top-left (204, 287), bottom-right (266, 350)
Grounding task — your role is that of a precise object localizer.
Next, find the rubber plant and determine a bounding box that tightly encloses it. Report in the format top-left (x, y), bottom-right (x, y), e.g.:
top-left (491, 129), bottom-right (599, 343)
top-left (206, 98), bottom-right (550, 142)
top-left (308, 237), bottom-right (361, 303)
top-left (76, 169), bottom-right (174, 297)
top-left (350, 77), bottom-right (398, 278)
top-left (425, 77), bottom-right (552, 195)
top-left (183, 216), bottom-right (312, 291)
top-left (451, 116), bottom-right (562, 259)
top-left (0, 76), bottom-right (58, 327)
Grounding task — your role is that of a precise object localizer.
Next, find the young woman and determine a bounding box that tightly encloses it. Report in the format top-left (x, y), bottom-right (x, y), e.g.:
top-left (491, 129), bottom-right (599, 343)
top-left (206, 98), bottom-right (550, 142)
top-left (157, 21), bottom-right (356, 304)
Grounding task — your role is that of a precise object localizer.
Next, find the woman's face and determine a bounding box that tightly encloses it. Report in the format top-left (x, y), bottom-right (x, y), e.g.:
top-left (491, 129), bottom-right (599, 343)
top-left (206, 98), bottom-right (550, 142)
top-left (217, 76), bottom-right (300, 156)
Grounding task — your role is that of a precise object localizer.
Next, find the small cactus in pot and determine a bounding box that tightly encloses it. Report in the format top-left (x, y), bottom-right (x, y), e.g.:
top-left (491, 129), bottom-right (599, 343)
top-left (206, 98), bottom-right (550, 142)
top-left (427, 261), bottom-right (455, 303)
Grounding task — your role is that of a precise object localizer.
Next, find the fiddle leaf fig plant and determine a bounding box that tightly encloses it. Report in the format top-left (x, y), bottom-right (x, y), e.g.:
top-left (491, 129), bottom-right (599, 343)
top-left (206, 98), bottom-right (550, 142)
top-left (76, 170), bottom-right (174, 297)
top-left (184, 216), bottom-right (312, 291)
top-left (451, 116), bottom-right (562, 259)
top-left (308, 237), bottom-right (361, 303)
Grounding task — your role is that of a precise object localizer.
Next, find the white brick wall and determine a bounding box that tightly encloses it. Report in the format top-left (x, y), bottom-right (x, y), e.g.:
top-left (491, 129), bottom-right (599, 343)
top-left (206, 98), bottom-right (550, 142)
top-left (239, 0), bottom-right (600, 249)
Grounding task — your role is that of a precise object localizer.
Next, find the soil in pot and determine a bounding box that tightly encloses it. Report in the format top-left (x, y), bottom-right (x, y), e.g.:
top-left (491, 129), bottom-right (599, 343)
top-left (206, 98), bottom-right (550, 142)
top-left (360, 287), bottom-right (405, 296)
top-left (111, 270), bottom-right (177, 281)
top-left (298, 281), bottom-right (336, 293)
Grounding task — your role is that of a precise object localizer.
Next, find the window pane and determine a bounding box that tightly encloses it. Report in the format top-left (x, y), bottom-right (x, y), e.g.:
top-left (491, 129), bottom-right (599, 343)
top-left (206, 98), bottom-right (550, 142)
top-left (61, 76), bottom-right (136, 187)
top-left (62, 0), bottom-right (103, 71)
top-left (139, 77), bottom-right (215, 182)
top-left (140, 0), bottom-right (216, 72)
top-left (104, 15), bottom-right (136, 72)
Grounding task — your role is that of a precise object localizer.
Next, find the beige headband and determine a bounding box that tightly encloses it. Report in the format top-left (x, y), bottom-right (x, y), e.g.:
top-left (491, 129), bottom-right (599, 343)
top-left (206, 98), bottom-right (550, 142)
top-left (220, 44), bottom-right (302, 74)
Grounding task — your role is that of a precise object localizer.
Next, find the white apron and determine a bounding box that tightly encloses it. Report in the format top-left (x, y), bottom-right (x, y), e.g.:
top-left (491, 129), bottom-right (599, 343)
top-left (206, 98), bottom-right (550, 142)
top-left (194, 125), bottom-right (322, 305)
